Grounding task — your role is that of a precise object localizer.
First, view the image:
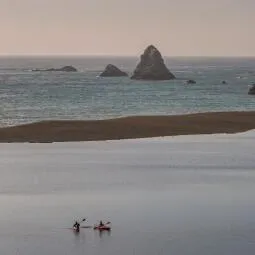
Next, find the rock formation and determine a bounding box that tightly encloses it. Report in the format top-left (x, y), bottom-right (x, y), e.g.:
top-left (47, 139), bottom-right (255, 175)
top-left (131, 45), bottom-right (175, 80)
top-left (32, 66), bottom-right (77, 72)
top-left (100, 64), bottom-right (128, 77)
top-left (248, 84), bottom-right (255, 95)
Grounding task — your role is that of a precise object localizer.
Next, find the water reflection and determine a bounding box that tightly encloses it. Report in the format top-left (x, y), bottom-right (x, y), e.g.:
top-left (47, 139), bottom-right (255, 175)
top-left (97, 229), bottom-right (112, 239)
top-left (72, 229), bottom-right (86, 244)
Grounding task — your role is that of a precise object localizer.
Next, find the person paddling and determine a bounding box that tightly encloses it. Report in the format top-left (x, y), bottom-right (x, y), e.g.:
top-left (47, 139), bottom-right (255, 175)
top-left (73, 218), bottom-right (86, 232)
top-left (73, 221), bottom-right (80, 231)
top-left (94, 220), bottom-right (111, 231)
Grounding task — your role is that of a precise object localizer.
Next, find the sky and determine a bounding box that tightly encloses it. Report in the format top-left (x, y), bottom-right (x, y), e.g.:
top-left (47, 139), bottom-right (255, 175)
top-left (0, 0), bottom-right (254, 56)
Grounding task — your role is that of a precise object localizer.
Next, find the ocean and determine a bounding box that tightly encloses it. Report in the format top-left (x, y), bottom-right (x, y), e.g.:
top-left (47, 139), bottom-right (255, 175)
top-left (0, 56), bottom-right (255, 127)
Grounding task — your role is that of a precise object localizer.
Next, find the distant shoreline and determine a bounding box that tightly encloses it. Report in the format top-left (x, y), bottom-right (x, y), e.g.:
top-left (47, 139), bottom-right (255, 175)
top-left (1, 111), bottom-right (255, 143)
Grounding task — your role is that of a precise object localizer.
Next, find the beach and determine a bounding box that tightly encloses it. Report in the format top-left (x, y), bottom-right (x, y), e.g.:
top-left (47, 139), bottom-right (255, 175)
top-left (1, 111), bottom-right (255, 142)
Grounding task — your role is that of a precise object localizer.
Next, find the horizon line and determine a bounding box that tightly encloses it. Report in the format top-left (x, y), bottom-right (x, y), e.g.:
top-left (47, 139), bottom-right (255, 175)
top-left (0, 54), bottom-right (255, 58)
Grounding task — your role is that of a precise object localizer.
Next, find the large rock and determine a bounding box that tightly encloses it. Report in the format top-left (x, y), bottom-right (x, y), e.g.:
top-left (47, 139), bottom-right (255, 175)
top-left (32, 66), bottom-right (77, 72)
top-left (131, 45), bottom-right (175, 80)
top-left (248, 84), bottom-right (255, 95)
top-left (100, 64), bottom-right (128, 77)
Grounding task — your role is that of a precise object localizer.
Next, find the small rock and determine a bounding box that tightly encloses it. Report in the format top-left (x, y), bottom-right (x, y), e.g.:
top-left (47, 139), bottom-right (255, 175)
top-left (100, 64), bottom-right (128, 77)
top-left (186, 80), bottom-right (196, 84)
top-left (248, 84), bottom-right (255, 95)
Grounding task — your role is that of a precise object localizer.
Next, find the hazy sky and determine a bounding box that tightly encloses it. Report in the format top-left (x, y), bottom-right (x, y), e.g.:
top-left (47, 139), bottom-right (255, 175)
top-left (1, 0), bottom-right (254, 56)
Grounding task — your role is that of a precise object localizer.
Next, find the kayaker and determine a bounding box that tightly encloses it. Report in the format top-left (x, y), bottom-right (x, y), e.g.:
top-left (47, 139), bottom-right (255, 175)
top-left (73, 221), bottom-right (80, 231)
top-left (99, 221), bottom-right (104, 227)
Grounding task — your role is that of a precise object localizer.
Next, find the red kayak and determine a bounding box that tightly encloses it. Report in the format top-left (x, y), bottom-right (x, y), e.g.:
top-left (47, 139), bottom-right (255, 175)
top-left (93, 225), bottom-right (111, 231)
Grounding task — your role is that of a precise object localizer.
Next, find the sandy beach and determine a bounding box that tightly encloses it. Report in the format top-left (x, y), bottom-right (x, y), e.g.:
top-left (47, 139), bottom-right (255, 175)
top-left (1, 111), bottom-right (255, 142)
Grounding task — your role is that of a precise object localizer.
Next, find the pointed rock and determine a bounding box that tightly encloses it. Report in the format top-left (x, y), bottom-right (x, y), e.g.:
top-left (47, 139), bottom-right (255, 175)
top-left (100, 64), bottom-right (128, 77)
top-left (131, 45), bottom-right (175, 80)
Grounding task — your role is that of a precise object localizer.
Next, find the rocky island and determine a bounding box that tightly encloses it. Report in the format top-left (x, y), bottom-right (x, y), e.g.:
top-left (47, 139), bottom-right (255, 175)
top-left (131, 45), bottom-right (175, 80)
top-left (100, 64), bottom-right (128, 77)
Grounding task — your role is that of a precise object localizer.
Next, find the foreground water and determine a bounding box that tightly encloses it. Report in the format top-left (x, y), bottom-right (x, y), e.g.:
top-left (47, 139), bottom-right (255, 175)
top-left (1, 131), bottom-right (255, 255)
top-left (0, 56), bottom-right (255, 126)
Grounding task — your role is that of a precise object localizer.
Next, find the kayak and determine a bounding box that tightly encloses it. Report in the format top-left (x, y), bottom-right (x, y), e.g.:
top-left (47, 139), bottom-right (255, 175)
top-left (73, 226), bottom-right (80, 232)
top-left (93, 225), bottom-right (111, 231)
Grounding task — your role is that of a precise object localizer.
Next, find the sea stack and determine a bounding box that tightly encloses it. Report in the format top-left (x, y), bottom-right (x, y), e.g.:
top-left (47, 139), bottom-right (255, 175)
top-left (131, 45), bottom-right (175, 80)
top-left (100, 64), bottom-right (128, 77)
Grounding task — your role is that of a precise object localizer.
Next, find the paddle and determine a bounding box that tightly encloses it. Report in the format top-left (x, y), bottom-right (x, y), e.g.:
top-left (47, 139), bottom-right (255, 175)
top-left (79, 218), bottom-right (86, 224)
top-left (73, 218), bottom-right (86, 227)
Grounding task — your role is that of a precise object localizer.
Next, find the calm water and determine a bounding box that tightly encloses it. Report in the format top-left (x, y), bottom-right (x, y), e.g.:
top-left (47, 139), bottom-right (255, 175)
top-left (0, 56), bottom-right (255, 126)
top-left (1, 131), bottom-right (255, 255)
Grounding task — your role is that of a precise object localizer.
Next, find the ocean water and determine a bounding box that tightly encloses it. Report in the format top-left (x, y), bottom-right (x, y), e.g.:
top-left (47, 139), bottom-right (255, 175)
top-left (1, 131), bottom-right (255, 255)
top-left (0, 56), bottom-right (255, 126)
